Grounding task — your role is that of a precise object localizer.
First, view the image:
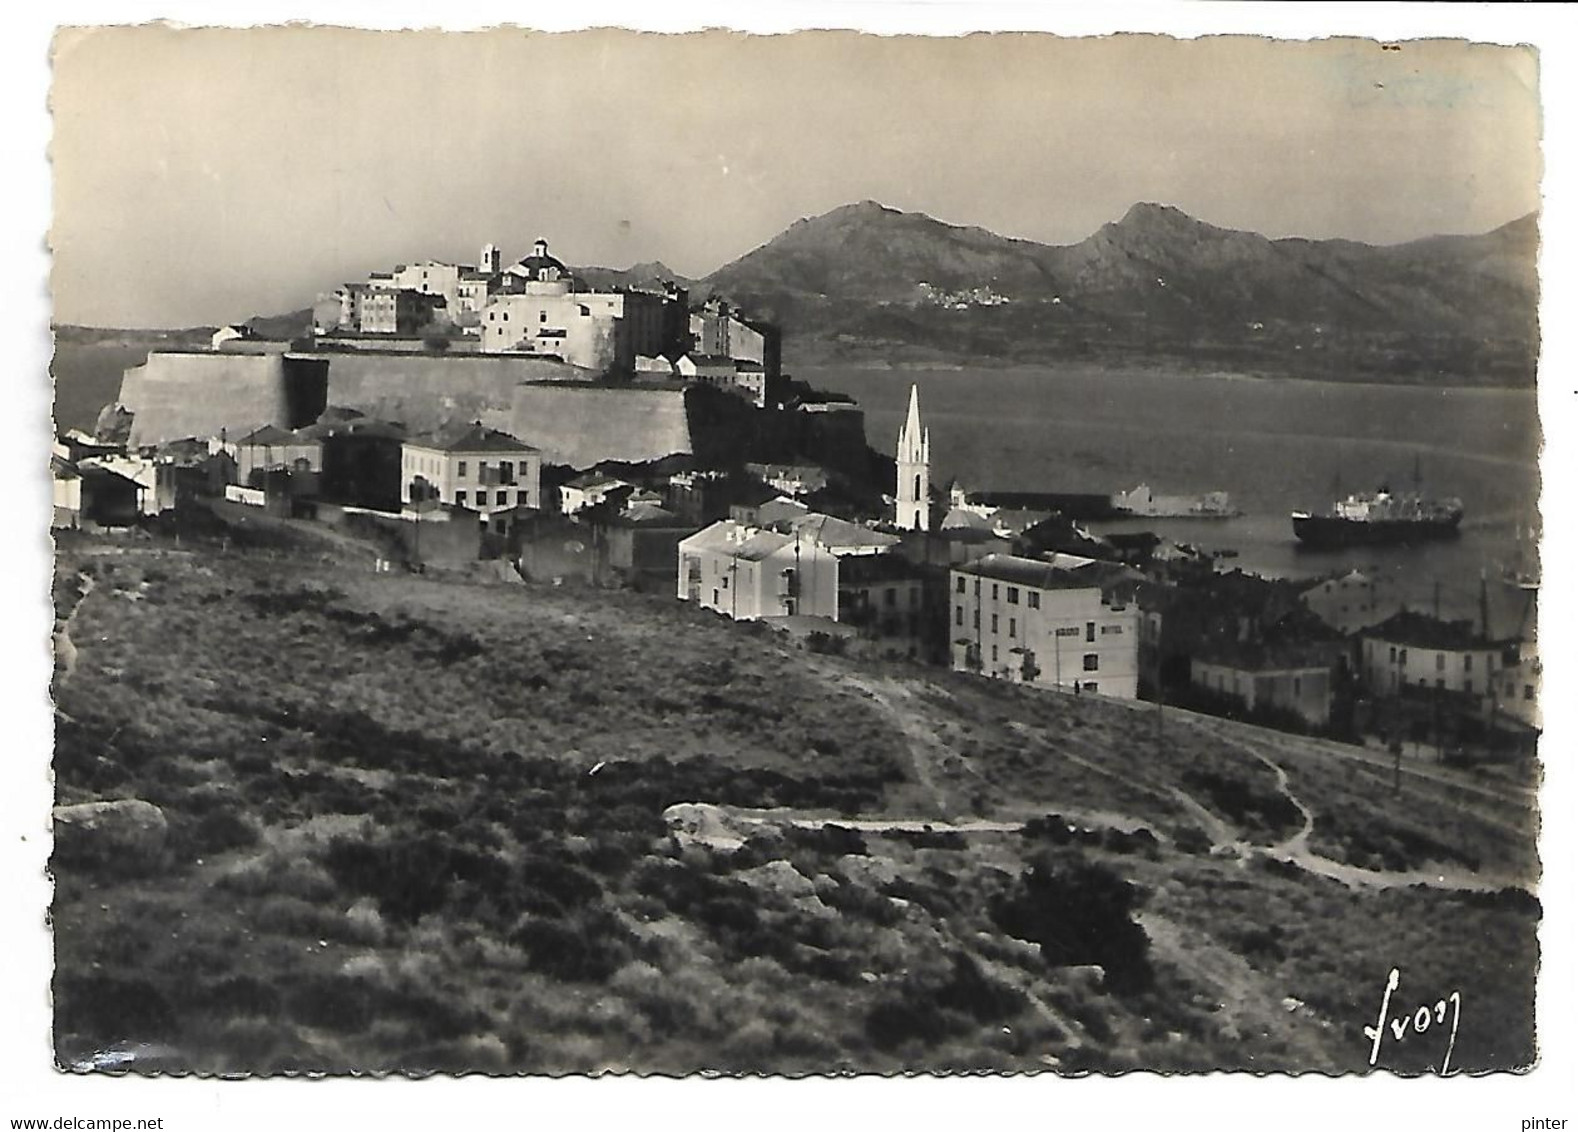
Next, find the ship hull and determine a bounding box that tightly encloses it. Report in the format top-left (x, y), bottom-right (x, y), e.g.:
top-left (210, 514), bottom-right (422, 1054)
top-left (1291, 511), bottom-right (1463, 547)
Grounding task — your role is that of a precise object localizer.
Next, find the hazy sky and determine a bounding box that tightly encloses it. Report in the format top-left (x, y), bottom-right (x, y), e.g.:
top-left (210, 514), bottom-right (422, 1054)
top-left (50, 27), bottom-right (1541, 327)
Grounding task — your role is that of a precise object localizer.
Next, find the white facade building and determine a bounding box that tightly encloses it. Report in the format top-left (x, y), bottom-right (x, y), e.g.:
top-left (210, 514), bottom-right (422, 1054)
top-left (401, 423), bottom-right (542, 529)
top-left (678, 520), bottom-right (840, 622)
top-left (949, 553), bottom-right (1141, 698)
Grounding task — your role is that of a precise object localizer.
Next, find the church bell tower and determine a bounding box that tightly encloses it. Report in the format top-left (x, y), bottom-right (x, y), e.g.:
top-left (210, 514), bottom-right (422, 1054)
top-left (895, 384), bottom-right (930, 531)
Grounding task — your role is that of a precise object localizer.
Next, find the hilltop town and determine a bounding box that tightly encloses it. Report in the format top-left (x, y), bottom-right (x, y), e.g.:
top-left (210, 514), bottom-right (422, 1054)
top-left (49, 230), bottom-right (1541, 1075)
top-left (55, 231), bottom-right (1540, 762)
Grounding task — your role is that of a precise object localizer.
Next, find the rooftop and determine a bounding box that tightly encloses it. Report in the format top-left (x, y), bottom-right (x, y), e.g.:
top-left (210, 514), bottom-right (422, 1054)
top-left (236, 424), bottom-right (308, 446)
top-left (406, 422), bottom-right (538, 454)
top-left (1195, 638), bottom-right (1341, 672)
top-left (784, 512), bottom-right (902, 553)
top-left (1364, 610), bottom-right (1511, 650)
top-left (953, 553), bottom-right (1109, 592)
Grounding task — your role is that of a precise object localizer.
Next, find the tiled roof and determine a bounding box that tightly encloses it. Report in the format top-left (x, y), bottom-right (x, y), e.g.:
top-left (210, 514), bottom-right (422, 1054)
top-left (564, 471), bottom-right (628, 491)
top-left (1364, 610), bottom-right (1507, 650)
top-left (236, 424), bottom-right (305, 446)
top-left (953, 553), bottom-right (1106, 591)
top-left (406, 423), bottom-right (538, 454)
top-left (786, 512), bottom-right (901, 552)
top-left (1195, 639), bottom-right (1340, 672)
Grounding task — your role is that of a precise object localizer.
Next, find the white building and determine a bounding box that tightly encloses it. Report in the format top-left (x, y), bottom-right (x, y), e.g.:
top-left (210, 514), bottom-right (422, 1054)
top-left (678, 519), bottom-right (841, 622)
top-left (949, 553), bottom-right (1141, 698)
top-left (560, 472), bottom-right (633, 515)
top-left (1357, 611), bottom-right (1514, 715)
top-left (895, 384), bottom-right (930, 531)
top-left (401, 423), bottom-right (542, 532)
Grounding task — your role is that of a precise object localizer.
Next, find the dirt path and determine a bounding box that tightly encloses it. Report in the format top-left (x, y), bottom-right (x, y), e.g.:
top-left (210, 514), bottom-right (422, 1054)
top-left (1173, 713), bottom-right (1532, 895)
top-left (1139, 910), bottom-right (1342, 1072)
top-left (838, 671), bottom-right (967, 818)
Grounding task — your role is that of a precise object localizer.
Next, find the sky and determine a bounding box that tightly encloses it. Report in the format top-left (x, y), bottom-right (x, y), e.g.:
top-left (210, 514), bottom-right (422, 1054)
top-left (49, 26), bottom-right (1541, 328)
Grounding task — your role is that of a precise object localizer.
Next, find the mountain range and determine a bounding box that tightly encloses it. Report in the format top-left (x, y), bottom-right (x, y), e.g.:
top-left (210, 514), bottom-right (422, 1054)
top-left (79, 200), bottom-right (1536, 387)
top-left (692, 200), bottom-right (1539, 384)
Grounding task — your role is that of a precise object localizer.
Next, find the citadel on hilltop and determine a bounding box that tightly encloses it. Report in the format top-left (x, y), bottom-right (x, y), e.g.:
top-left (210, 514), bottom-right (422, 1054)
top-left (311, 238), bottom-right (780, 402)
top-left (108, 235), bottom-right (814, 470)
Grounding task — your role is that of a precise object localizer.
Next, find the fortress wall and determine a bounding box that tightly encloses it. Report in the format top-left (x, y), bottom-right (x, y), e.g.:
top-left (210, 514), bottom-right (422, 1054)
top-left (510, 384), bottom-right (698, 467)
top-left (312, 351), bottom-right (590, 433)
top-left (122, 353), bottom-right (329, 447)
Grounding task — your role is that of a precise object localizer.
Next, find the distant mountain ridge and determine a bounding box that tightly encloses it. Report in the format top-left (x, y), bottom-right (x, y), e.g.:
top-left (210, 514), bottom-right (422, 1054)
top-left (702, 201), bottom-right (1539, 384)
top-left (56, 201), bottom-right (1539, 386)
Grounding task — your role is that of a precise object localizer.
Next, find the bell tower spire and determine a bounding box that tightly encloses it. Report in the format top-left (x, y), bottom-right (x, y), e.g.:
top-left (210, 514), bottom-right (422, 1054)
top-left (895, 383), bottom-right (930, 531)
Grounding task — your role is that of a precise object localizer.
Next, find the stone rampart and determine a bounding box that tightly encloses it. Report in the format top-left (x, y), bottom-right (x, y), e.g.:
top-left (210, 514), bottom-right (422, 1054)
top-left (122, 352), bottom-right (328, 448)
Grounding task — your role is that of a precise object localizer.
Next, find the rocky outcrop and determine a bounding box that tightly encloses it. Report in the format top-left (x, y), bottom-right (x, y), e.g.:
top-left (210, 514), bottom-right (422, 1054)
top-left (662, 802), bottom-right (754, 851)
top-left (53, 799), bottom-right (168, 874)
top-left (92, 402), bottom-right (134, 445)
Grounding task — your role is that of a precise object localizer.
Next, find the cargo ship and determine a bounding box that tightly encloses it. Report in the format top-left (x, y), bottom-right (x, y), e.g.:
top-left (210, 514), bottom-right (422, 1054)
top-left (1291, 487), bottom-right (1464, 547)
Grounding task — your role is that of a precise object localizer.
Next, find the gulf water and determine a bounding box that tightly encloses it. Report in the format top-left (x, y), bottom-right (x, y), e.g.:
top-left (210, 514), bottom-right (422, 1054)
top-left (809, 364), bottom-right (1540, 635)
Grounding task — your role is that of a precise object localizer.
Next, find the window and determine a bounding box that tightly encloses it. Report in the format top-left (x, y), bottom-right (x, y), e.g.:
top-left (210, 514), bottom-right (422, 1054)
top-left (1086, 622), bottom-right (1096, 643)
top-left (1009, 617), bottom-right (1017, 639)
top-left (1028, 592), bottom-right (1040, 610)
top-left (495, 490), bottom-right (507, 506)
top-left (1293, 677), bottom-right (1302, 696)
top-left (1525, 685), bottom-right (1536, 701)
top-left (1007, 586), bottom-right (1020, 605)
top-left (991, 645), bottom-right (998, 665)
top-left (1082, 682), bottom-right (1098, 694)
top-left (721, 576), bottom-right (729, 590)
top-left (516, 490), bottom-right (528, 505)
top-left (457, 460), bottom-right (468, 478)
top-left (973, 610), bottom-right (979, 630)
top-left (990, 614), bottom-right (999, 634)
top-left (1465, 654), bottom-right (1473, 671)
top-left (974, 580), bottom-right (981, 598)
top-left (1388, 645), bottom-right (1396, 663)
top-left (1436, 653), bottom-right (1445, 671)
top-left (1464, 679), bottom-right (1474, 694)
top-left (540, 311), bottom-right (547, 323)
top-left (712, 589), bottom-right (719, 605)
top-left (455, 490), bottom-right (467, 506)
top-left (1399, 649), bottom-right (1408, 664)
top-left (955, 606), bottom-right (963, 627)
top-left (884, 588), bottom-right (897, 608)
top-left (992, 584), bottom-right (999, 601)
top-left (955, 576), bottom-right (965, 594)
top-left (1083, 654), bottom-right (1099, 672)
top-left (519, 460), bottom-right (530, 475)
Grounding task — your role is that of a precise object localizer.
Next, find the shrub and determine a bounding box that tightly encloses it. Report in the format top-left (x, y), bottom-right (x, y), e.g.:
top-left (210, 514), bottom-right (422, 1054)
top-left (989, 851), bottom-right (1155, 995)
top-left (510, 906), bottom-right (637, 983)
top-left (933, 953), bottom-right (1028, 1023)
top-left (863, 993), bottom-right (968, 1052)
top-left (188, 807), bottom-right (260, 855)
top-left (55, 974), bottom-right (176, 1045)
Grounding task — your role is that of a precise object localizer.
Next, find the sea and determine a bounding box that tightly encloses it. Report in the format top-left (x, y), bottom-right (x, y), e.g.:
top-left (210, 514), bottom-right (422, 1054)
top-left (806, 364), bottom-right (1541, 637)
top-left (50, 347), bottom-right (1541, 636)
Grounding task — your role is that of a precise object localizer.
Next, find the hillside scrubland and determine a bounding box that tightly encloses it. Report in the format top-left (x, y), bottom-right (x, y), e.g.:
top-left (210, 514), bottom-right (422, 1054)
top-left (51, 531), bottom-right (1539, 1074)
